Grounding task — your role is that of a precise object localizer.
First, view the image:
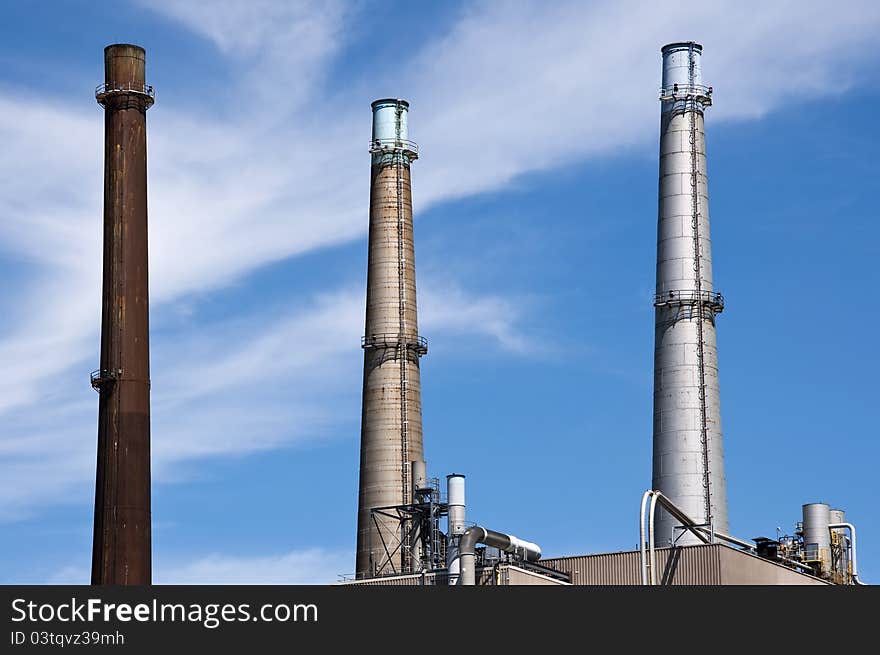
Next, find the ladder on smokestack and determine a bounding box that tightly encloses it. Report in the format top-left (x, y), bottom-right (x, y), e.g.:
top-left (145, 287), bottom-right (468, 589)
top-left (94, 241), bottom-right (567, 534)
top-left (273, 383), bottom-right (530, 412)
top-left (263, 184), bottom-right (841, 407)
top-left (395, 155), bottom-right (409, 500)
top-left (393, 102), bottom-right (411, 571)
top-left (686, 44), bottom-right (713, 527)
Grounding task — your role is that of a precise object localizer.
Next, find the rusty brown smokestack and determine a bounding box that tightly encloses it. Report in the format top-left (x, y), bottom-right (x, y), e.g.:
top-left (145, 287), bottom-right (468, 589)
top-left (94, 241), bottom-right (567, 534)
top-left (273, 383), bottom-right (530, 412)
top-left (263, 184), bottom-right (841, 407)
top-left (91, 44), bottom-right (154, 585)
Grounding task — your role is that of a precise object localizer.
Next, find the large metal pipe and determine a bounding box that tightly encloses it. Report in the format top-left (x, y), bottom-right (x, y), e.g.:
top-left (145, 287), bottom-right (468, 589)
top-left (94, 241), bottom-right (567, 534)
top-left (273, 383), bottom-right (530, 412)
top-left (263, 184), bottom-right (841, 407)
top-left (91, 44), bottom-right (154, 585)
top-left (828, 522), bottom-right (866, 585)
top-left (445, 474), bottom-right (467, 585)
top-left (457, 527), bottom-right (541, 586)
top-left (640, 491), bottom-right (816, 585)
top-left (652, 42), bottom-right (729, 546)
top-left (356, 99), bottom-right (427, 578)
top-left (640, 490), bottom-right (710, 585)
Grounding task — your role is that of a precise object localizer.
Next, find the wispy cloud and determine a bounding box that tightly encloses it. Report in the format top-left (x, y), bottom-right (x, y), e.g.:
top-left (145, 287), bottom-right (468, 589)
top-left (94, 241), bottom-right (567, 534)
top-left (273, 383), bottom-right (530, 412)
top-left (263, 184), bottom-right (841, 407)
top-left (156, 548), bottom-right (351, 585)
top-left (138, 0), bottom-right (349, 113)
top-left (408, 0), bottom-right (880, 205)
top-left (48, 547), bottom-right (351, 584)
top-left (0, 279), bottom-right (529, 520)
top-left (421, 285), bottom-right (530, 353)
top-left (1, 0), bottom-right (879, 530)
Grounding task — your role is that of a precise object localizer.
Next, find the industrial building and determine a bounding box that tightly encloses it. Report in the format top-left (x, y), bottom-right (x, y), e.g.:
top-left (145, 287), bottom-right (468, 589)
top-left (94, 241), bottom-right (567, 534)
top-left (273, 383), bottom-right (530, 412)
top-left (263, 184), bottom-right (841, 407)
top-left (83, 42), bottom-right (866, 587)
top-left (346, 42), bottom-right (866, 587)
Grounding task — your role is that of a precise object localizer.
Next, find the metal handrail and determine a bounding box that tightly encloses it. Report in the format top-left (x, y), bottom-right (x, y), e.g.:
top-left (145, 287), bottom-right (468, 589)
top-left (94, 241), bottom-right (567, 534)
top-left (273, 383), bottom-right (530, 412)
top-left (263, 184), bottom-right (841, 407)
top-left (361, 333), bottom-right (428, 353)
top-left (95, 83), bottom-right (155, 106)
top-left (654, 289), bottom-right (724, 309)
top-left (659, 83), bottom-right (713, 101)
top-left (369, 138), bottom-right (419, 157)
top-left (89, 368), bottom-right (116, 391)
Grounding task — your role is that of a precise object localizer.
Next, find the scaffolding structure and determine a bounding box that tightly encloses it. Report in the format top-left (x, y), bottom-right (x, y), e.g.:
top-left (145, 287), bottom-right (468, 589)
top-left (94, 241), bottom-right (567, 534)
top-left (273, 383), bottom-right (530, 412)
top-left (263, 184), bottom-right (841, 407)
top-left (368, 476), bottom-right (447, 578)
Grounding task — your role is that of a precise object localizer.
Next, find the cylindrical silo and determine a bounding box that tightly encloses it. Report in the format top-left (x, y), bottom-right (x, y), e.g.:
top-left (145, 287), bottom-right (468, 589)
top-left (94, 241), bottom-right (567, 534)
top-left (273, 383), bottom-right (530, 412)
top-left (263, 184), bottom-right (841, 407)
top-left (802, 503), bottom-right (831, 577)
top-left (652, 42), bottom-right (729, 545)
top-left (356, 99), bottom-right (427, 578)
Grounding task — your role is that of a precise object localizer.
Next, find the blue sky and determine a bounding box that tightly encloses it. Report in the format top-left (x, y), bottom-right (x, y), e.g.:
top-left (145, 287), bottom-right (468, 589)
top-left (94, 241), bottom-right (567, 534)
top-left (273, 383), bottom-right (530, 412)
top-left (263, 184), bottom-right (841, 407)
top-left (1, 0), bottom-right (878, 584)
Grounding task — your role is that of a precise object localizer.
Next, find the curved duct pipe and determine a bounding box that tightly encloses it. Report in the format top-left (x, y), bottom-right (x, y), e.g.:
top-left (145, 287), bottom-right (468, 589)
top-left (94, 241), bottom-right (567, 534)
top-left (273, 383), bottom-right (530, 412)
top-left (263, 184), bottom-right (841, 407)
top-left (640, 490), bottom-right (710, 585)
top-left (639, 491), bottom-right (650, 585)
top-left (828, 522), bottom-right (867, 585)
top-left (456, 527), bottom-right (541, 586)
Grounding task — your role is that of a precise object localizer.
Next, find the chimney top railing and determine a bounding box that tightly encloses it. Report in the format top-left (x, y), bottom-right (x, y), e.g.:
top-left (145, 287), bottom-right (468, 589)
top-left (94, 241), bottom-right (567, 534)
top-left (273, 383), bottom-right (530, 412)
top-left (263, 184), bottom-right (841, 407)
top-left (369, 138), bottom-right (419, 159)
top-left (96, 83), bottom-right (155, 107)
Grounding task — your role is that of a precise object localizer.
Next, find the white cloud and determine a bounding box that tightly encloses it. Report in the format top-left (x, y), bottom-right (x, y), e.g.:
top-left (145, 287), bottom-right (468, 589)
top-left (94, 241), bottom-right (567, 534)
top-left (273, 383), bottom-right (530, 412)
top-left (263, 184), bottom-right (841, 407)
top-left (146, 280), bottom-right (530, 469)
top-left (1, 0), bottom-right (879, 523)
top-left (137, 0), bottom-right (350, 114)
top-left (3, 0), bottom-right (879, 417)
top-left (408, 0), bottom-right (880, 205)
top-left (47, 547), bottom-right (352, 584)
top-left (155, 548), bottom-right (351, 585)
top-left (0, 280), bottom-right (528, 519)
top-left (421, 285), bottom-right (530, 353)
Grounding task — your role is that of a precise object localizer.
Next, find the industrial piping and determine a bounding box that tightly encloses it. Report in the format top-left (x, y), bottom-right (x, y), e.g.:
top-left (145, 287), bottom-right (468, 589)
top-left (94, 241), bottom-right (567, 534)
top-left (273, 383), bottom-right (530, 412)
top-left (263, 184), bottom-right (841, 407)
top-left (91, 44), bottom-right (154, 585)
top-left (828, 522), bottom-right (867, 585)
top-left (456, 527), bottom-right (542, 586)
top-left (640, 491), bottom-right (814, 585)
top-left (446, 474), bottom-right (466, 585)
top-left (640, 490), bottom-right (709, 585)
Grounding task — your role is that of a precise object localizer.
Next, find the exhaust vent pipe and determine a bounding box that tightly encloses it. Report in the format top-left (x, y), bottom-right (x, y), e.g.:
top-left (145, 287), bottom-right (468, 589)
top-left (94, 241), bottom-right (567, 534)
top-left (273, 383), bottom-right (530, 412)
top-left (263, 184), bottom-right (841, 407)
top-left (446, 474), bottom-right (466, 585)
top-left (457, 527), bottom-right (542, 586)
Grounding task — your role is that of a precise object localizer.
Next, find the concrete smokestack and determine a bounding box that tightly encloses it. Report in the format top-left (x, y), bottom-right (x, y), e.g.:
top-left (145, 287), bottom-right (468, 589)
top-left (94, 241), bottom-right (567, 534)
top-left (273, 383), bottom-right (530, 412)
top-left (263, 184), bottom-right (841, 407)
top-left (356, 99), bottom-right (427, 577)
top-left (91, 44), bottom-right (154, 585)
top-left (652, 42), bottom-right (729, 545)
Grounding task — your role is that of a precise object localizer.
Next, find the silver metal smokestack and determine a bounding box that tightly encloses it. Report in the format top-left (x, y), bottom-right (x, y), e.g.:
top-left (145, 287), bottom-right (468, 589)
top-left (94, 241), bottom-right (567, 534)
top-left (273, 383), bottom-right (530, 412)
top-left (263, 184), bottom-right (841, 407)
top-left (356, 99), bottom-right (427, 578)
top-left (652, 42), bottom-right (729, 545)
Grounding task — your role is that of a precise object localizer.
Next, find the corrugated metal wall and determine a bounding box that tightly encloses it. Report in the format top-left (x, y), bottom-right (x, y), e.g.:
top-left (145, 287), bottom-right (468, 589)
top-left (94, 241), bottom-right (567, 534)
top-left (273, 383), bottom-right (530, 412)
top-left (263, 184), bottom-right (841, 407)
top-left (340, 568), bottom-right (495, 586)
top-left (340, 545), bottom-right (830, 586)
top-left (342, 572), bottom-right (426, 586)
top-left (339, 565), bottom-right (565, 586)
top-left (504, 566), bottom-right (568, 586)
top-left (542, 544), bottom-right (829, 585)
top-left (542, 545), bottom-right (720, 585)
top-left (718, 548), bottom-right (829, 585)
